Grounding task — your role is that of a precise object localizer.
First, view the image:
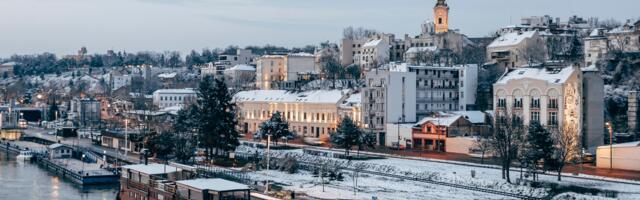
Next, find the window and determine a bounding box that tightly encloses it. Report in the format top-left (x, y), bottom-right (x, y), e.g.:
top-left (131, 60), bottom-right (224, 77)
top-left (514, 98), bottom-right (523, 108)
top-left (498, 98), bottom-right (507, 108)
top-left (531, 98), bottom-right (540, 109)
top-left (548, 99), bottom-right (558, 109)
top-left (531, 111), bottom-right (540, 122)
top-left (549, 112), bottom-right (558, 126)
top-left (438, 18), bottom-right (443, 24)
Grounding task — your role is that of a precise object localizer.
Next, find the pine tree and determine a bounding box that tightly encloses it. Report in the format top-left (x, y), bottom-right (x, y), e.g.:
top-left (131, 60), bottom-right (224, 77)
top-left (256, 111), bottom-right (294, 146)
top-left (330, 117), bottom-right (364, 156)
top-left (522, 121), bottom-right (554, 181)
top-left (196, 76), bottom-right (240, 159)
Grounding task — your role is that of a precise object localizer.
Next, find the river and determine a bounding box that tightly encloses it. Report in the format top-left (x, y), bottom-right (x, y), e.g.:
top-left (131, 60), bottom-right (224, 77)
top-left (0, 152), bottom-right (118, 200)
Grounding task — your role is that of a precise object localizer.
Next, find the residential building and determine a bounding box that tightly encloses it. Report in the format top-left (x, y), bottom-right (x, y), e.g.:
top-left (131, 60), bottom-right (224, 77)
top-left (584, 28), bottom-right (609, 67)
top-left (338, 92), bottom-right (362, 126)
top-left (151, 89), bottom-right (197, 109)
top-left (362, 67), bottom-right (416, 145)
top-left (119, 164), bottom-right (184, 200)
top-left (0, 62), bottom-right (17, 77)
top-left (582, 66), bottom-right (605, 150)
top-left (217, 49), bottom-right (258, 68)
top-left (356, 39), bottom-right (390, 71)
top-left (47, 143), bottom-right (73, 159)
top-left (486, 30), bottom-right (546, 71)
top-left (233, 90), bottom-right (351, 139)
top-left (110, 69), bottom-right (132, 92)
top-left (606, 20), bottom-right (640, 53)
top-left (412, 114), bottom-right (472, 151)
top-left (101, 129), bottom-right (143, 154)
top-left (492, 66), bottom-right (604, 150)
top-left (223, 64), bottom-right (256, 90)
top-left (255, 53), bottom-right (317, 90)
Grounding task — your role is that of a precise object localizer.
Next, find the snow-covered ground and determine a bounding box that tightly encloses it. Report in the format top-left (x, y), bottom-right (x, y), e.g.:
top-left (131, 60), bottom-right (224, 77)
top-left (237, 146), bottom-right (640, 200)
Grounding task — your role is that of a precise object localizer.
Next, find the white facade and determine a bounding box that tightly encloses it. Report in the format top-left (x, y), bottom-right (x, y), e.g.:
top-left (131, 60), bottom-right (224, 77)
top-left (152, 89), bottom-right (197, 109)
top-left (216, 49), bottom-right (258, 68)
top-left (355, 39), bottom-right (390, 70)
top-left (584, 29), bottom-right (609, 67)
top-left (255, 53), bottom-right (317, 90)
top-left (111, 74), bottom-right (132, 91)
top-left (224, 64), bottom-right (256, 90)
top-left (596, 142), bottom-right (640, 171)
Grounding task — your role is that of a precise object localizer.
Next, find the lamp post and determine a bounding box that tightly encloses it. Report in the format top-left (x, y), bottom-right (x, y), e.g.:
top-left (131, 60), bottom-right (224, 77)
top-left (606, 122), bottom-right (613, 170)
top-left (124, 119), bottom-right (129, 158)
top-left (81, 154), bottom-right (86, 176)
top-left (265, 134), bottom-right (271, 194)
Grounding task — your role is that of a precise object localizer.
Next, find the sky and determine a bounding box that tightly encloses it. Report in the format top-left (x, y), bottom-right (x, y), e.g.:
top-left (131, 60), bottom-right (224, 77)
top-left (0, 0), bottom-right (639, 57)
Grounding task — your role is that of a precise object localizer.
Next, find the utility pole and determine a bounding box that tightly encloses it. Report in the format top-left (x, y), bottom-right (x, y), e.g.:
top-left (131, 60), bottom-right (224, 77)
top-left (606, 122), bottom-right (613, 170)
top-left (264, 134), bottom-right (271, 194)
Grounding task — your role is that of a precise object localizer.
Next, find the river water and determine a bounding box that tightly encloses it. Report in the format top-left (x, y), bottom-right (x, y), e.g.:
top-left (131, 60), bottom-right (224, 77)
top-left (0, 152), bottom-right (118, 200)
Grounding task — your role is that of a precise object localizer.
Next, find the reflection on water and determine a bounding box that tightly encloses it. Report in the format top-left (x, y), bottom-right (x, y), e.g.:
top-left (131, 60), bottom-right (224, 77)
top-left (0, 151), bottom-right (118, 200)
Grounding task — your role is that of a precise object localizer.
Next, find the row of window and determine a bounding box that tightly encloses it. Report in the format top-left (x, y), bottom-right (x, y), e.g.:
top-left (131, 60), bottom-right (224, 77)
top-left (243, 110), bottom-right (337, 123)
top-left (497, 98), bottom-right (559, 109)
top-left (159, 95), bottom-right (194, 102)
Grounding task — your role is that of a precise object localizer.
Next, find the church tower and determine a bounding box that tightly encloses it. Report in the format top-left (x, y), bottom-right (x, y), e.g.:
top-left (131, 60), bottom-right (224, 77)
top-left (434, 0), bottom-right (449, 33)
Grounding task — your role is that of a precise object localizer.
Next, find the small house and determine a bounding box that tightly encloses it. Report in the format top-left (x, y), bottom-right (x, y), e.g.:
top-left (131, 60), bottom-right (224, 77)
top-left (48, 143), bottom-right (73, 159)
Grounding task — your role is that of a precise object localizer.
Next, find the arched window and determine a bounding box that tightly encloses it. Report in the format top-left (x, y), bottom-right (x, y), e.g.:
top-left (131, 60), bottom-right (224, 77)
top-left (438, 18), bottom-right (443, 24)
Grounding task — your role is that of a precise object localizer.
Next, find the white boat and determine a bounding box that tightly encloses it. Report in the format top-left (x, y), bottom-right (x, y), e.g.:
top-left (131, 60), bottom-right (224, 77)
top-left (16, 150), bottom-right (34, 161)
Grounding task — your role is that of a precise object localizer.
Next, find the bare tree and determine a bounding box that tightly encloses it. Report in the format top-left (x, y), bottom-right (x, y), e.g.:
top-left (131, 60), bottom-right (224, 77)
top-left (489, 112), bottom-right (525, 183)
top-left (520, 39), bottom-right (547, 67)
top-left (551, 124), bottom-right (580, 181)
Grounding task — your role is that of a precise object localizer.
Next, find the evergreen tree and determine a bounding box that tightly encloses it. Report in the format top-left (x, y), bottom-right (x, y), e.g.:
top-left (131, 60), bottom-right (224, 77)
top-left (148, 132), bottom-right (175, 162)
top-left (173, 105), bottom-right (198, 163)
top-left (330, 117), bottom-right (365, 156)
top-left (196, 76), bottom-right (240, 158)
top-left (256, 111), bottom-right (294, 145)
top-left (2, 72), bottom-right (7, 79)
top-left (522, 121), bottom-right (554, 181)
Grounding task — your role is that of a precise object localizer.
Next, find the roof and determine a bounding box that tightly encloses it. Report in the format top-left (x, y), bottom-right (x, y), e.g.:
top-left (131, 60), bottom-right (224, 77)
top-left (417, 115), bottom-right (464, 127)
top-left (287, 52), bottom-right (314, 57)
top-left (495, 67), bottom-right (575, 85)
top-left (153, 89), bottom-right (196, 95)
top-left (234, 90), bottom-right (349, 104)
top-left (48, 143), bottom-right (72, 149)
top-left (597, 141), bottom-right (640, 149)
top-left (406, 46), bottom-right (438, 54)
top-left (176, 178), bottom-right (250, 192)
top-left (363, 39), bottom-right (383, 48)
top-left (488, 31), bottom-right (537, 48)
top-left (0, 62), bottom-right (19, 66)
top-left (158, 72), bottom-right (177, 78)
top-left (226, 64), bottom-right (255, 71)
top-left (450, 111), bottom-right (486, 124)
top-left (122, 164), bottom-right (180, 175)
top-left (340, 93), bottom-right (361, 109)
top-left (581, 64), bottom-right (599, 72)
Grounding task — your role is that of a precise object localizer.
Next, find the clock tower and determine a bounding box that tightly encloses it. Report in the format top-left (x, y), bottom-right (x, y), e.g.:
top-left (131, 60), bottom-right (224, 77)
top-left (434, 0), bottom-right (449, 33)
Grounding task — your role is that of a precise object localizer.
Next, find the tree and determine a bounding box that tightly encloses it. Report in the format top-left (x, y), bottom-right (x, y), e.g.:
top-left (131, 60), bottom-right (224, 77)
top-left (2, 72), bottom-right (7, 79)
top-left (323, 58), bottom-right (343, 89)
top-left (173, 105), bottom-right (198, 163)
top-left (521, 122), bottom-right (554, 181)
top-left (330, 117), bottom-right (364, 156)
top-left (345, 64), bottom-right (361, 80)
top-left (356, 130), bottom-right (376, 156)
top-left (520, 39), bottom-right (547, 67)
top-left (148, 132), bottom-right (176, 162)
top-left (489, 113), bottom-right (525, 183)
top-left (256, 111), bottom-right (294, 146)
top-left (196, 76), bottom-right (240, 159)
top-left (551, 124), bottom-right (580, 181)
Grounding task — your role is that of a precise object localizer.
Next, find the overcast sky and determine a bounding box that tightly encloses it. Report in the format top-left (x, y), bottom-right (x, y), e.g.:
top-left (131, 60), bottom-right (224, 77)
top-left (1, 0), bottom-right (638, 57)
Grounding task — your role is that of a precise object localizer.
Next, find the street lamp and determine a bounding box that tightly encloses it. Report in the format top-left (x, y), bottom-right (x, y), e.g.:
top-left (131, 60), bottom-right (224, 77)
top-left (81, 154), bottom-right (86, 176)
top-left (605, 122), bottom-right (613, 170)
top-left (264, 134), bottom-right (271, 194)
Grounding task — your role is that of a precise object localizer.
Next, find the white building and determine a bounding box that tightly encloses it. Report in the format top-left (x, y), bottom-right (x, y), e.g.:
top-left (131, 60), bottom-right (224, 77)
top-left (255, 53), bottom-right (317, 90)
top-left (487, 30), bottom-right (545, 70)
top-left (584, 28), bottom-right (609, 67)
top-left (596, 141), bottom-right (640, 171)
top-left (356, 39), bottom-right (390, 70)
top-left (152, 89), bottom-right (197, 109)
top-left (233, 90), bottom-right (351, 139)
top-left (224, 64), bottom-right (256, 90)
top-left (217, 49), bottom-right (258, 68)
top-left (48, 143), bottom-right (73, 159)
top-left (363, 67), bottom-right (417, 145)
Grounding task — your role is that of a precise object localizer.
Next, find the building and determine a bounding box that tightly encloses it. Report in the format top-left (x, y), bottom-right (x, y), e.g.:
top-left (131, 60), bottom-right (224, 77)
top-left (152, 89), bottom-right (197, 109)
top-left (47, 143), bottom-right (73, 159)
top-left (433, 0), bottom-right (449, 33)
top-left (584, 28), bottom-right (609, 67)
top-left (486, 30), bottom-right (546, 70)
top-left (596, 141), bottom-right (640, 171)
top-left (101, 130), bottom-right (143, 154)
top-left (338, 92), bottom-right (362, 126)
top-left (582, 66), bottom-right (605, 150)
top-left (217, 49), bottom-right (258, 68)
top-left (110, 69), bottom-right (132, 92)
top-left (492, 66), bottom-right (603, 150)
top-left (233, 90), bottom-right (351, 139)
top-left (412, 114), bottom-right (473, 151)
top-left (255, 53), bottom-right (317, 90)
top-left (120, 164), bottom-right (184, 200)
top-left (69, 98), bottom-right (101, 127)
top-left (362, 67), bottom-right (416, 145)
top-left (0, 62), bottom-right (17, 77)
top-left (175, 179), bottom-right (251, 200)
top-left (356, 39), bottom-right (390, 71)
top-left (223, 64), bottom-right (256, 90)
top-left (607, 20), bottom-right (640, 53)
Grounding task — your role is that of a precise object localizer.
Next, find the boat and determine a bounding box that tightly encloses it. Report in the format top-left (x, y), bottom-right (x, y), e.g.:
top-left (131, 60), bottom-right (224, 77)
top-left (16, 150), bottom-right (34, 161)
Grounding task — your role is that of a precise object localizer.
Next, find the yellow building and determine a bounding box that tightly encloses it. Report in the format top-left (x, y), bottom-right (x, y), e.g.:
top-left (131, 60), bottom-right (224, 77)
top-left (234, 90), bottom-right (355, 139)
top-left (434, 0), bottom-right (449, 33)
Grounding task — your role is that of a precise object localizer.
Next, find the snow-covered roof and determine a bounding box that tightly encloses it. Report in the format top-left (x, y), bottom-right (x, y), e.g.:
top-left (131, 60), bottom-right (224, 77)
top-left (122, 164), bottom-right (180, 175)
top-left (340, 93), bottom-right (361, 109)
top-left (363, 39), bottom-right (383, 48)
top-left (581, 64), bottom-right (599, 72)
top-left (48, 143), bottom-right (72, 149)
top-left (158, 72), bottom-right (177, 78)
top-left (406, 46), bottom-right (438, 54)
top-left (417, 115), bottom-right (464, 127)
top-left (450, 111), bottom-right (486, 124)
top-left (153, 88), bottom-right (196, 95)
top-left (495, 67), bottom-right (575, 85)
top-left (234, 90), bottom-right (349, 104)
top-left (288, 52), bottom-right (314, 57)
top-left (225, 64), bottom-right (255, 71)
top-left (488, 31), bottom-right (537, 48)
top-left (176, 178), bottom-right (249, 192)
top-left (0, 62), bottom-right (19, 66)
top-left (597, 141), bottom-right (640, 149)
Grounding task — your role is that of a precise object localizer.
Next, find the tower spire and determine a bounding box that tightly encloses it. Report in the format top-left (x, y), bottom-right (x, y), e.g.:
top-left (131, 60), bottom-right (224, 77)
top-left (434, 0), bottom-right (450, 33)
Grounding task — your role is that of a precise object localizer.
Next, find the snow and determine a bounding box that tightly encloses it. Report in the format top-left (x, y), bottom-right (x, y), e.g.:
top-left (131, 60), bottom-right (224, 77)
top-left (225, 64), bottom-right (255, 71)
top-left (233, 89), bottom-right (350, 104)
top-left (340, 93), bottom-right (361, 109)
top-left (287, 52), bottom-right (314, 57)
top-left (176, 178), bottom-right (249, 191)
top-left (122, 164), bottom-right (180, 175)
top-left (450, 111), bottom-right (486, 124)
top-left (417, 115), bottom-right (463, 127)
top-left (406, 46), bottom-right (438, 54)
top-left (158, 72), bottom-right (177, 78)
top-left (363, 39), bottom-right (383, 48)
top-left (581, 65), bottom-right (599, 72)
top-left (495, 66), bottom-right (576, 84)
top-left (152, 88), bottom-right (196, 95)
top-left (488, 31), bottom-right (537, 48)
top-left (552, 192), bottom-right (615, 200)
top-left (597, 141), bottom-right (640, 149)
